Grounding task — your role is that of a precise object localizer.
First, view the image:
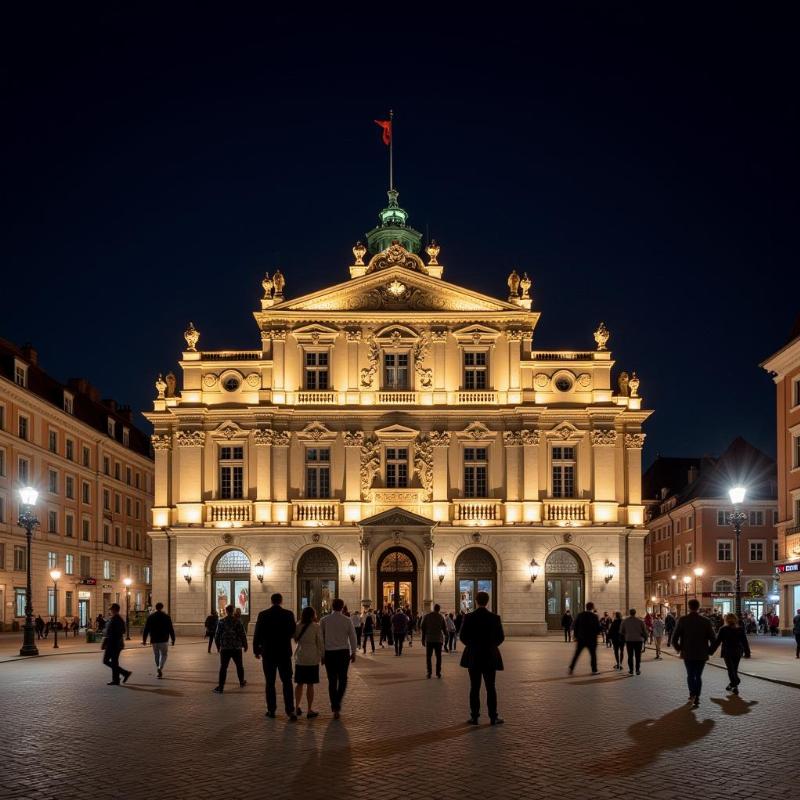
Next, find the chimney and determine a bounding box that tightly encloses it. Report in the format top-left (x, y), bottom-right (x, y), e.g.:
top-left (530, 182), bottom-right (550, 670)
top-left (117, 405), bottom-right (132, 421)
top-left (103, 398), bottom-right (117, 413)
top-left (68, 378), bottom-right (101, 403)
top-left (687, 466), bottom-right (699, 484)
top-left (21, 343), bottom-right (38, 366)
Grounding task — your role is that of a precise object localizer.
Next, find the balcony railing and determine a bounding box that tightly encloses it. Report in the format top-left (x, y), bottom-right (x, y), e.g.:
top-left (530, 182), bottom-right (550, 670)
top-left (377, 391), bottom-right (418, 404)
top-left (206, 501), bottom-right (253, 523)
top-left (456, 390), bottom-right (497, 404)
top-left (454, 500), bottom-right (502, 523)
top-left (533, 351), bottom-right (595, 361)
top-left (293, 500), bottom-right (340, 524)
top-left (543, 499), bottom-right (590, 523)
top-left (297, 391), bottom-right (337, 404)
top-left (201, 351), bottom-right (261, 361)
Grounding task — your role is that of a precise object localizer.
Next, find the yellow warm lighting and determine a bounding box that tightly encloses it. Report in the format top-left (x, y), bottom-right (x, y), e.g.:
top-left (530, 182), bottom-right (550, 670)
top-left (50, 569), bottom-right (62, 581)
top-left (152, 509), bottom-right (170, 527)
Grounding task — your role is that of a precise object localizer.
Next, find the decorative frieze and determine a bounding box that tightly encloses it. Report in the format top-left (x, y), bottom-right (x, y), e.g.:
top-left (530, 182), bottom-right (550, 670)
top-left (503, 431), bottom-right (524, 447)
top-left (591, 429), bottom-right (618, 447)
top-left (343, 430), bottom-right (365, 448)
top-left (271, 431), bottom-right (291, 447)
top-left (253, 428), bottom-right (273, 446)
top-left (520, 429), bottom-right (541, 446)
top-left (625, 433), bottom-right (646, 449)
top-left (360, 336), bottom-right (380, 388)
top-left (428, 430), bottom-right (451, 447)
top-left (176, 430), bottom-right (205, 447)
top-left (412, 332), bottom-right (433, 388)
top-left (345, 329), bottom-right (362, 342)
top-left (151, 434), bottom-right (172, 451)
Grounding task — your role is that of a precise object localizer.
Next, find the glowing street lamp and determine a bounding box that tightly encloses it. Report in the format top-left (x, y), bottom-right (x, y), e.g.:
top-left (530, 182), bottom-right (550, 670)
top-left (436, 558), bottom-right (446, 583)
top-left (682, 575), bottom-right (692, 609)
top-left (728, 486), bottom-right (747, 620)
top-left (529, 558), bottom-right (541, 583)
top-left (347, 558), bottom-right (358, 583)
top-left (692, 566), bottom-right (704, 600)
top-left (50, 569), bottom-right (62, 649)
top-left (123, 577), bottom-right (132, 641)
top-left (603, 560), bottom-right (616, 584)
top-left (18, 487), bottom-right (40, 657)
top-left (254, 559), bottom-right (266, 583)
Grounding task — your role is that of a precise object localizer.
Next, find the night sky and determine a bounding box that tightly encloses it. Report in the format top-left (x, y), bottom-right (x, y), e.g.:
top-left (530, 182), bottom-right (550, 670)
top-left (2, 5), bottom-right (798, 467)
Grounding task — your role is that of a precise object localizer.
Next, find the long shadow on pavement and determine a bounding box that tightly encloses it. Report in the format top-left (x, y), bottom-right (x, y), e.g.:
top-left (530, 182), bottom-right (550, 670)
top-left (710, 695), bottom-right (758, 716)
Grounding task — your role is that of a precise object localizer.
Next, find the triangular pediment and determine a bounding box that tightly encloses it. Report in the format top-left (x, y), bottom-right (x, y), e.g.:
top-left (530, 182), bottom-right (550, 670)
top-left (359, 507), bottom-right (436, 528)
top-left (260, 266), bottom-right (524, 314)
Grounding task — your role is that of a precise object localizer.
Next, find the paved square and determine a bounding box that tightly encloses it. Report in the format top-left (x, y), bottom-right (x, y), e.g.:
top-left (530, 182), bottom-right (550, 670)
top-left (0, 636), bottom-right (796, 800)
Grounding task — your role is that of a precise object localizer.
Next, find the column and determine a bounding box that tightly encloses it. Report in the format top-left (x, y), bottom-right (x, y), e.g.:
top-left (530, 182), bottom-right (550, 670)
top-left (271, 431), bottom-right (291, 523)
top-left (150, 435), bottom-right (172, 527)
top-left (521, 429), bottom-right (542, 522)
top-left (590, 428), bottom-right (619, 524)
top-left (422, 533), bottom-right (435, 612)
top-left (359, 533), bottom-right (372, 608)
top-left (432, 329), bottom-right (447, 404)
top-left (253, 429), bottom-right (273, 523)
top-left (503, 431), bottom-right (522, 523)
top-left (176, 430), bottom-right (204, 525)
top-left (272, 329), bottom-right (287, 395)
top-left (346, 330), bottom-right (361, 403)
top-left (343, 431), bottom-right (363, 522)
top-left (624, 433), bottom-right (646, 525)
top-left (507, 330), bottom-right (522, 391)
top-left (430, 431), bottom-right (450, 521)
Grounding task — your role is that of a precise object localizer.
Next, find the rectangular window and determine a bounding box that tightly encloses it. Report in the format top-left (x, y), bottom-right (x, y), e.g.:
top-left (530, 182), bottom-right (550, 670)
top-left (135, 500), bottom-right (141, 519)
top-left (65, 514), bottom-right (74, 538)
top-left (0, 404), bottom-right (4, 430)
top-left (794, 435), bottom-right (800, 470)
top-left (82, 482), bottom-right (90, 504)
top-left (135, 472), bottom-right (140, 489)
top-left (103, 523), bottom-right (110, 544)
top-left (15, 588), bottom-right (26, 617)
top-left (47, 510), bottom-right (58, 533)
top-left (114, 462), bottom-right (120, 481)
top-left (103, 489), bottom-right (110, 511)
top-left (82, 446), bottom-right (90, 468)
top-left (103, 457), bottom-right (110, 476)
top-left (126, 529), bottom-right (132, 549)
top-left (63, 392), bottom-right (74, 415)
top-left (15, 364), bottom-right (27, 387)
top-left (794, 377), bottom-right (800, 408)
top-left (463, 351), bottom-right (487, 390)
top-left (126, 466), bottom-right (132, 485)
top-left (82, 518), bottom-right (90, 542)
top-left (80, 555), bottom-right (90, 577)
top-left (14, 546), bottom-right (26, 571)
top-left (773, 539), bottom-right (780, 562)
top-left (144, 566), bottom-right (151, 584)
top-left (107, 418), bottom-right (116, 438)
top-left (219, 446), bottom-right (244, 499)
top-left (65, 591), bottom-right (73, 616)
top-left (304, 351), bottom-right (329, 390)
top-left (0, 495), bottom-right (4, 523)
top-left (103, 560), bottom-right (111, 580)
top-left (384, 353), bottom-right (410, 389)
top-left (749, 510), bottom-right (764, 526)
top-left (686, 514), bottom-right (694, 530)
top-left (18, 414), bottom-right (29, 440)
top-left (386, 447), bottom-right (409, 488)
top-left (464, 447), bottom-right (488, 498)
top-left (135, 531), bottom-right (141, 550)
top-left (749, 541), bottom-right (765, 561)
top-left (676, 519), bottom-right (682, 534)
top-left (717, 540), bottom-right (733, 561)
top-left (114, 494), bottom-right (121, 514)
top-left (115, 527), bottom-right (121, 546)
top-left (48, 551), bottom-right (57, 569)
top-left (305, 448), bottom-right (331, 498)
top-left (675, 547), bottom-right (682, 567)
top-left (551, 446), bottom-right (576, 498)
top-left (49, 430), bottom-right (58, 453)
top-left (686, 542), bottom-right (693, 563)
top-left (18, 457), bottom-right (30, 485)
top-left (65, 476), bottom-right (74, 499)
top-left (0, 447), bottom-right (5, 476)
top-left (773, 510), bottom-right (779, 525)
top-left (65, 439), bottom-right (74, 461)
top-left (48, 587), bottom-right (55, 616)
top-left (126, 497), bottom-right (132, 516)
top-left (717, 510), bottom-right (728, 526)
top-left (49, 469), bottom-right (58, 494)
top-left (65, 554), bottom-right (74, 574)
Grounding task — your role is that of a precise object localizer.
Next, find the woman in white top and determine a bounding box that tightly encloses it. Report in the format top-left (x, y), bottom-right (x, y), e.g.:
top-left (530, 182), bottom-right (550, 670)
top-left (294, 606), bottom-right (325, 718)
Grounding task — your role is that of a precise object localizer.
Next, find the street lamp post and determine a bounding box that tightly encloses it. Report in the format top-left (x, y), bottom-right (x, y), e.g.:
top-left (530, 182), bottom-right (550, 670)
top-left (123, 577), bottom-right (132, 640)
top-left (728, 487), bottom-right (747, 622)
top-left (682, 576), bottom-right (691, 612)
top-left (18, 487), bottom-right (40, 657)
top-left (693, 566), bottom-right (704, 601)
top-left (50, 569), bottom-right (62, 649)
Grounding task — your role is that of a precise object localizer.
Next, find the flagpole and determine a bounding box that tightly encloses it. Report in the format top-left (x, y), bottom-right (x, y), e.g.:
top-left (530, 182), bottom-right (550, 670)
top-left (389, 108), bottom-right (394, 191)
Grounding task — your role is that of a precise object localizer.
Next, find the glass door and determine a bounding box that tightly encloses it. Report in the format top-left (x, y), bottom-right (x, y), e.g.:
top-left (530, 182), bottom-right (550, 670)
top-left (78, 599), bottom-right (89, 628)
top-left (214, 579), bottom-right (251, 622)
top-left (459, 579), bottom-right (494, 612)
top-left (301, 578), bottom-right (337, 616)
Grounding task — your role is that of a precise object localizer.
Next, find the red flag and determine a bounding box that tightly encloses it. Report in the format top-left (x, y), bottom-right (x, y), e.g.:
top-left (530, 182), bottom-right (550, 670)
top-left (374, 119), bottom-right (392, 146)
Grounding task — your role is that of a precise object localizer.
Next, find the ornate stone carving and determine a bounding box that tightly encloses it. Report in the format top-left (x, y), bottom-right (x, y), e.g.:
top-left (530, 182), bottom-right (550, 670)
top-left (412, 332), bottom-right (432, 388)
top-left (222, 533), bottom-right (234, 545)
top-left (352, 241), bottom-right (366, 266)
top-left (245, 373), bottom-right (261, 388)
top-left (184, 321), bottom-right (200, 351)
top-left (155, 374), bottom-right (166, 399)
top-left (461, 421), bottom-right (494, 440)
top-left (507, 270), bottom-right (520, 298)
top-left (218, 423), bottom-right (241, 440)
top-left (298, 422), bottom-right (335, 441)
top-left (253, 428), bottom-right (273, 446)
top-left (577, 373), bottom-right (591, 388)
top-left (345, 329), bottom-right (362, 342)
top-left (563, 532), bottom-right (573, 543)
top-left (203, 373), bottom-right (219, 388)
top-left (343, 430), bottom-right (364, 448)
top-left (471, 532), bottom-right (482, 543)
top-left (151, 434), bottom-right (171, 451)
top-left (591, 429), bottom-right (618, 447)
top-left (270, 328), bottom-right (287, 342)
top-left (272, 269), bottom-right (285, 297)
top-left (534, 373), bottom-right (550, 388)
top-left (360, 437), bottom-right (380, 500)
top-left (428, 431), bottom-right (451, 447)
top-left (387, 280), bottom-right (407, 298)
top-left (629, 371), bottom-right (640, 398)
top-left (520, 272), bottom-right (532, 300)
top-left (414, 436), bottom-right (434, 501)
top-left (520, 429), bottom-right (541, 446)
top-left (625, 433), bottom-right (646, 449)
top-left (176, 430), bottom-right (205, 447)
top-left (358, 533), bottom-right (371, 548)
top-left (311, 332), bottom-right (321, 345)
top-left (360, 336), bottom-right (380, 388)
top-left (503, 431), bottom-right (524, 447)
top-left (425, 240), bottom-right (440, 266)
top-left (594, 322), bottom-right (610, 351)
top-left (271, 431), bottom-right (291, 447)
top-left (164, 372), bottom-right (177, 398)
top-left (423, 533), bottom-right (435, 550)
top-left (431, 329), bottom-right (448, 342)
top-left (312, 533), bottom-right (321, 543)
top-left (261, 272), bottom-right (273, 299)
top-left (506, 329), bottom-right (524, 341)
top-left (618, 372), bottom-right (629, 397)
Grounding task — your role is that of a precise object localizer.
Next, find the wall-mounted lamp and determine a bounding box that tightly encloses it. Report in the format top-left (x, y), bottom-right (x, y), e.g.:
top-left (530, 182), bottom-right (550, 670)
top-left (254, 559), bottom-right (265, 583)
top-left (181, 560), bottom-right (192, 584)
top-left (603, 560), bottom-right (616, 584)
top-left (529, 558), bottom-right (541, 583)
top-left (347, 558), bottom-right (358, 583)
top-left (436, 558), bottom-right (446, 583)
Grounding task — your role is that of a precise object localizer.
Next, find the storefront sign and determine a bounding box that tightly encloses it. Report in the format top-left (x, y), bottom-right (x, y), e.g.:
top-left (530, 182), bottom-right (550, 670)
top-left (776, 563), bottom-right (800, 574)
top-left (78, 591), bottom-right (91, 599)
top-left (710, 592), bottom-right (734, 598)
top-left (79, 578), bottom-right (97, 585)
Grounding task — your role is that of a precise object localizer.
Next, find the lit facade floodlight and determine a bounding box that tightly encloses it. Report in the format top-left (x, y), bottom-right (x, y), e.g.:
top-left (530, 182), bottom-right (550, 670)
top-left (123, 577), bottom-right (132, 588)
top-left (603, 560), bottom-right (616, 584)
top-left (693, 566), bottom-right (704, 578)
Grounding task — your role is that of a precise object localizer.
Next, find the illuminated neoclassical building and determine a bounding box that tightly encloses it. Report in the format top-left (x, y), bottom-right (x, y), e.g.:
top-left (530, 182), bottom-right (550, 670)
top-left (146, 189), bottom-right (652, 634)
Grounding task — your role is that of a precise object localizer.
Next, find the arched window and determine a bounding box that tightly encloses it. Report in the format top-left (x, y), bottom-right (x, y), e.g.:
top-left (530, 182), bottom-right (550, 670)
top-left (714, 579), bottom-right (734, 593)
top-left (455, 547), bottom-right (497, 612)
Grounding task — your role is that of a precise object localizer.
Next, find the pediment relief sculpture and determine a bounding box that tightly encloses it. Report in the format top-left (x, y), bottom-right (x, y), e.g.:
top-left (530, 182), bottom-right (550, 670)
top-left (297, 421), bottom-right (337, 441)
top-left (456, 421), bottom-right (497, 441)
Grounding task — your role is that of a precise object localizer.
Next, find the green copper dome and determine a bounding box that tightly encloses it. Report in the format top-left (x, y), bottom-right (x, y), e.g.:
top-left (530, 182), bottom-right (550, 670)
top-left (365, 189), bottom-right (423, 255)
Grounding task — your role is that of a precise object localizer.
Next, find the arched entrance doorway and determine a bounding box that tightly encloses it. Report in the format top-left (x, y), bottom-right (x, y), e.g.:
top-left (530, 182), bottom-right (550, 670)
top-left (455, 547), bottom-right (497, 612)
top-left (377, 547), bottom-right (417, 612)
top-left (212, 549), bottom-right (251, 626)
top-left (545, 549), bottom-right (584, 630)
top-left (298, 547), bottom-right (338, 617)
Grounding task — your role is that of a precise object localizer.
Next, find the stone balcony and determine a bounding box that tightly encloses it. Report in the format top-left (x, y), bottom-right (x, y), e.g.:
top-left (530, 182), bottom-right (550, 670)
top-left (542, 498), bottom-right (591, 525)
top-left (292, 500), bottom-right (341, 525)
top-left (205, 500), bottom-right (253, 524)
top-left (453, 500), bottom-right (503, 525)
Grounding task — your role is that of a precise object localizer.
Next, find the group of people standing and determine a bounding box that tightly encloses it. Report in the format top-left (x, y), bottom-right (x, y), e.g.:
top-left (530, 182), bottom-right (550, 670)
top-left (34, 615), bottom-right (80, 638)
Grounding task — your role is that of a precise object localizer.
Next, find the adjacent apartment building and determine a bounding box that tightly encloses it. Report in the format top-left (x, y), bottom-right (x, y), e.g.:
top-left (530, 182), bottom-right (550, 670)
top-left (643, 438), bottom-right (778, 617)
top-left (0, 339), bottom-right (154, 629)
top-left (762, 317), bottom-right (800, 631)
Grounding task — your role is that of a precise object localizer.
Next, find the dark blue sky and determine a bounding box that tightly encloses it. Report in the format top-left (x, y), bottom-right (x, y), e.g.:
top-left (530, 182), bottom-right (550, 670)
top-left (2, 4), bottom-right (798, 466)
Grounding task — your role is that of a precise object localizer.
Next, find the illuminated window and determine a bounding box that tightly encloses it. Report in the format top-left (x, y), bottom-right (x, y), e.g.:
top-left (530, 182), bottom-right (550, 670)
top-left (463, 447), bottom-right (488, 498)
top-left (463, 351), bottom-right (487, 390)
top-left (304, 351), bottom-right (329, 390)
top-left (219, 446), bottom-right (244, 499)
top-left (305, 448), bottom-right (331, 498)
top-left (383, 353), bottom-right (410, 389)
top-left (551, 447), bottom-right (576, 498)
top-left (717, 540), bottom-right (733, 561)
top-left (386, 448), bottom-right (409, 488)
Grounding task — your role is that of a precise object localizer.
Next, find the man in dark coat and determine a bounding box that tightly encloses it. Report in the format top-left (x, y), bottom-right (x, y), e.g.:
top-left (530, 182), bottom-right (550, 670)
top-left (252, 593), bottom-right (297, 721)
top-left (672, 598), bottom-right (716, 707)
top-left (568, 601), bottom-right (601, 675)
top-left (142, 602), bottom-right (176, 679)
top-left (561, 611), bottom-right (573, 642)
top-left (459, 591), bottom-right (505, 725)
top-left (664, 610), bottom-right (676, 646)
top-left (102, 603), bottom-right (131, 686)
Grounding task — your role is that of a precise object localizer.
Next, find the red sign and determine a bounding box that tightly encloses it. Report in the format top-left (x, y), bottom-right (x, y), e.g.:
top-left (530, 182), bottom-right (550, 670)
top-left (776, 563), bottom-right (800, 574)
top-left (79, 578), bottom-right (97, 585)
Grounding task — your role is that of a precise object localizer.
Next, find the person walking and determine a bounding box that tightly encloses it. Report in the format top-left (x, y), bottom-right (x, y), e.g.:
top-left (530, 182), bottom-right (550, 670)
top-left (710, 612), bottom-right (751, 694)
top-left (252, 593), bottom-right (297, 720)
top-left (652, 614), bottom-right (665, 660)
top-left (212, 604), bottom-right (248, 694)
top-left (600, 612), bottom-right (612, 646)
top-left (568, 602), bottom-right (601, 675)
top-left (672, 598), bottom-right (716, 707)
top-left (793, 609), bottom-right (800, 658)
top-left (352, 609), bottom-right (363, 650)
top-left (561, 610), bottom-right (573, 642)
top-left (204, 610), bottom-right (219, 653)
top-left (361, 608), bottom-right (375, 654)
top-left (769, 612), bottom-right (780, 636)
top-left (320, 598), bottom-right (357, 719)
top-left (142, 602), bottom-right (176, 678)
top-left (608, 611), bottom-right (625, 670)
top-left (445, 612), bottom-right (457, 653)
top-left (664, 610), bottom-right (676, 647)
top-left (644, 612), bottom-right (654, 644)
top-left (35, 615), bottom-right (45, 640)
top-left (392, 606), bottom-right (409, 656)
top-left (379, 607), bottom-right (392, 648)
top-left (293, 606), bottom-right (324, 719)
top-left (459, 592), bottom-right (504, 725)
top-left (619, 609), bottom-right (647, 676)
top-left (102, 603), bottom-right (131, 686)
top-left (421, 604), bottom-right (448, 678)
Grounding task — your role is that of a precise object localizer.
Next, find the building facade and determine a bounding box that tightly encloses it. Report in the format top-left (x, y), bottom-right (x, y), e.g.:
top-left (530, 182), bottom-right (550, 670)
top-left (0, 340), bottom-right (154, 630)
top-left (643, 438), bottom-right (778, 618)
top-left (762, 319), bottom-right (800, 631)
top-left (146, 191), bottom-right (652, 635)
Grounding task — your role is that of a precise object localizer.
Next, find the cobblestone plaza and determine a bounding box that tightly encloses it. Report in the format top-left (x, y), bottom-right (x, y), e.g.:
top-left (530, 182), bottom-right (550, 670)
top-left (1, 637), bottom-right (796, 800)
